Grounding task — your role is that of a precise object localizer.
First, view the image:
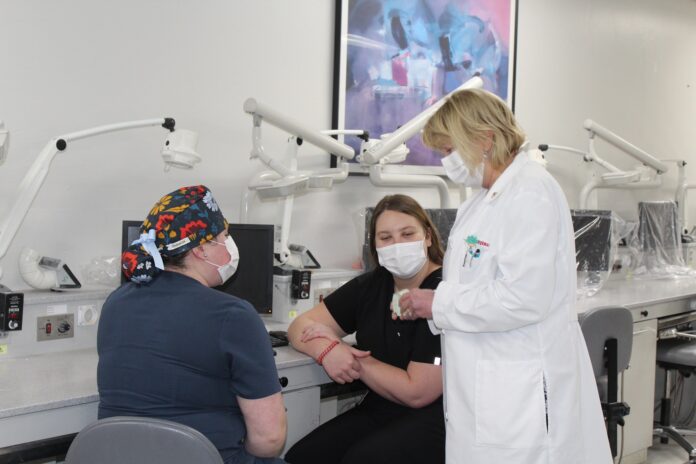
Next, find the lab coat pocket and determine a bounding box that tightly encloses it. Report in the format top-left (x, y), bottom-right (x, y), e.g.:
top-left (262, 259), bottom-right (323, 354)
top-left (459, 248), bottom-right (496, 282)
top-left (475, 360), bottom-right (547, 448)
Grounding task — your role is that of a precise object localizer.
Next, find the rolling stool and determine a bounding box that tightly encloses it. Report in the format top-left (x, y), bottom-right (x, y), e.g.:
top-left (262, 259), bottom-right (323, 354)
top-left (654, 338), bottom-right (696, 463)
top-left (65, 416), bottom-right (224, 464)
top-left (579, 306), bottom-right (633, 458)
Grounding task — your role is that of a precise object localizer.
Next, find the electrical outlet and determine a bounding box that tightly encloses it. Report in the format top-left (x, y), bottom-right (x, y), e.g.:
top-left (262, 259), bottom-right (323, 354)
top-left (37, 314), bottom-right (74, 341)
top-left (77, 305), bottom-right (99, 326)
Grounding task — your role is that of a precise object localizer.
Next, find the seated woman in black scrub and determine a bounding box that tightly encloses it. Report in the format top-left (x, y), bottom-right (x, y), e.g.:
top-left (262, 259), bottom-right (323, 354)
top-left (285, 194), bottom-right (445, 464)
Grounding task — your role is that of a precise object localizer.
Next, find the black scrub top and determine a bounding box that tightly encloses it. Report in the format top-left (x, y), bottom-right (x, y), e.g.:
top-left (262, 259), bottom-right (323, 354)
top-left (323, 266), bottom-right (443, 406)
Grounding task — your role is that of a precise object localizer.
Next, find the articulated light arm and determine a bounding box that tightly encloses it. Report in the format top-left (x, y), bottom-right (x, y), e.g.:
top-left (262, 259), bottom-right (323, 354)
top-left (368, 166), bottom-right (452, 208)
top-left (541, 120), bottom-right (669, 209)
top-left (583, 119), bottom-right (668, 174)
top-left (0, 118), bottom-right (200, 281)
top-left (250, 117), bottom-right (296, 178)
top-left (244, 98), bottom-right (355, 161)
top-left (244, 99), bottom-right (360, 203)
top-left (360, 76), bottom-right (484, 165)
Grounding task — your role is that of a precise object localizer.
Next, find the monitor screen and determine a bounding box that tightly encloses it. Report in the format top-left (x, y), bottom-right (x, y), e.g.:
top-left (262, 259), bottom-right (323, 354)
top-left (120, 221), bottom-right (275, 314)
top-left (215, 223), bottom-right (274, 315)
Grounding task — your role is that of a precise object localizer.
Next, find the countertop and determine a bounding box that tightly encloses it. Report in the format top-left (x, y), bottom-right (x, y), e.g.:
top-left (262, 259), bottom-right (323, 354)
top-left (576, 276), bottom-right (696, 314)
top-left (0, 343), bottom-right (311, 420)
top-left (4, 276), bottom-right (696, 421)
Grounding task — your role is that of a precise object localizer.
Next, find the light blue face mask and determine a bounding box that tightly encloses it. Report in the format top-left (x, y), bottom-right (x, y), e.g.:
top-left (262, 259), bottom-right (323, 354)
top-left (441, 150), bottom-right (483, 187)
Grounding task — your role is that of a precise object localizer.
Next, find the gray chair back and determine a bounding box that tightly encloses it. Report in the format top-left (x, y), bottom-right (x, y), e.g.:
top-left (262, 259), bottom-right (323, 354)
top-left (65, 416), bottom-right (224, 464)
top-left (579, 306), bottom-right (633, 378)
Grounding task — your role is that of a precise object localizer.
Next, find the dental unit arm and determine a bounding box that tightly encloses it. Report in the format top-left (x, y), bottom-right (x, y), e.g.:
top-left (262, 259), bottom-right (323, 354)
top-left (358, 76), bottom-right (483, 165)
top-left (242, 100), bottom-right (360, 265)
top-left (670, 159), bottom-right (696, 237)
top-left (539, 119), bottom-right (669, 209)
top-left (241, 76), bottom-right (484, 266)
top-left (0, 118), bottom-right (202, 290)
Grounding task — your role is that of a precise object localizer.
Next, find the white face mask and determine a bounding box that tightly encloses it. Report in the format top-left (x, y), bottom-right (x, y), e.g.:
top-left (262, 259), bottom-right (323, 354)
top-left (441, 150), bottom-right (484, 187)
top-left (204, 236), bottom-right (240, 283)
top-left (376, 239), bottom-right (427, 279)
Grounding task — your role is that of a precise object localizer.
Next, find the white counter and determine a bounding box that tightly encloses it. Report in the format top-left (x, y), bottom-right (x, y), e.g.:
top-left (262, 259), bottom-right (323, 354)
top-left (576, 276), bottom-right (696, 319)
top-left (3, 277), bottom-right (696, 455)
top-left (0, 350), bottom-right (98, 420)
top-left (0, 343), bottom-right (325, 448)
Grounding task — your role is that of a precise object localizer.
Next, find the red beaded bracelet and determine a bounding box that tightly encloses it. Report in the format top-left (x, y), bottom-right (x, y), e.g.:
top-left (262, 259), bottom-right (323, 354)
top-left (317, 340), bottom-right (340, 366)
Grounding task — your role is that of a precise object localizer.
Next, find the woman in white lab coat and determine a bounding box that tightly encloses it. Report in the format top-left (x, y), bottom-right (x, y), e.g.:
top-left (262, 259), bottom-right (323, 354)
top-left (397, 89), bottom-right (612, 464)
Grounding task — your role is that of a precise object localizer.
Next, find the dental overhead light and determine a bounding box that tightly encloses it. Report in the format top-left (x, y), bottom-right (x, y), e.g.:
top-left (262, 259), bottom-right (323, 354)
top-left (243, 75), bottom-right (484, 200)
top-left (540, 119), bottom-right (669, 209)
top-left (243, 98), bottom-right (356, 200)
top-left (242, 76), bottom-right (484, 266)
top-left (0, 121), bottom-right (9, 166)
top-left (0, 117), bottom-right (201, 290)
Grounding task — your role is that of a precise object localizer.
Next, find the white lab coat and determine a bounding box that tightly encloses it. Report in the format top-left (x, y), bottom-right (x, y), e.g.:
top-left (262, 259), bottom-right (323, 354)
top-left (431, 151), bottom-right (612, 464)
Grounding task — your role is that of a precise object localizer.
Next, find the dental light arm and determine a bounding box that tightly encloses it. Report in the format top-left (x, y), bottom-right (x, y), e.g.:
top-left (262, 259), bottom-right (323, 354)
top-left (667, 159), bottom-right (696, 235)
top-left (360, 76), bottom-right (484, 165)
top-left (540, 119), bottom-right (668, 209)
top-left (242, 77), bottom-right (486, 264)
top-left (244, 98), bottom-right (355, 161)
top-left (584, 119), bottom-right (668, 174)
top-left (0, 117), bottom-right (201, 283)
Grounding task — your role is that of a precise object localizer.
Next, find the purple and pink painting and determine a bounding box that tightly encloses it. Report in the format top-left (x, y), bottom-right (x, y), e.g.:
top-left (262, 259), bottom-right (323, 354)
top-left (335, 0), bottom-right (516, 169)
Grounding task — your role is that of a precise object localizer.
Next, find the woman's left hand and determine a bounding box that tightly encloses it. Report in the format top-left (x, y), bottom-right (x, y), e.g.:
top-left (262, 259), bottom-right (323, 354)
top-left (398, 288), bottom-right (435, 320)
top-left (301, 322), bottom-right (340, 343)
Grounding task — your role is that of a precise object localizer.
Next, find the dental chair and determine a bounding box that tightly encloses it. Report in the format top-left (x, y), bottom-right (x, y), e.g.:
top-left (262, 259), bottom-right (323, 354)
top-left (653, 314), bottom-right (696, 463)
top-left (65, 416), bottom-right (224, 464)
top-left (579, 306), bottom-right (633, 458)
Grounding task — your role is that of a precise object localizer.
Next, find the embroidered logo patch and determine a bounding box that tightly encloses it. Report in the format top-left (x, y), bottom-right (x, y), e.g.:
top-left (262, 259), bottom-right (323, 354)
top-left (463, 234), bottom-right (490, 267)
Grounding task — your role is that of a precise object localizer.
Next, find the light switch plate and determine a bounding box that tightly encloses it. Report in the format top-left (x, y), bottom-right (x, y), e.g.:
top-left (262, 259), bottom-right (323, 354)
top-left (37, 314), bottom-right (74, 341)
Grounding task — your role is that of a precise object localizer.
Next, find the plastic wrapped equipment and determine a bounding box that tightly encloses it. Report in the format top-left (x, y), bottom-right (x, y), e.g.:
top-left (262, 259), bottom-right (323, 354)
top-left (630, 201), bottom-right (694, 278)
top-left (572, 209), bottom-right (620, 297)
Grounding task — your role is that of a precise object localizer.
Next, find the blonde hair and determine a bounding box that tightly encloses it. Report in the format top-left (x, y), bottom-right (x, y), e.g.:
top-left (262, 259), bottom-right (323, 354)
top-left (422, 88), bottom-right (526, 170)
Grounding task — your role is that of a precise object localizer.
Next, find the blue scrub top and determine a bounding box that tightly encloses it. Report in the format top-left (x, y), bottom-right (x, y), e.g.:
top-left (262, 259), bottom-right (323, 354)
top-left (97, 271), bottom-right (281, 454)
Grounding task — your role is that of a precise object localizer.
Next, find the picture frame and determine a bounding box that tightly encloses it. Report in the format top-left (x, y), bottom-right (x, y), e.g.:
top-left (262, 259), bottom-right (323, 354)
top-left (331, 0), bottom-right (518, 174)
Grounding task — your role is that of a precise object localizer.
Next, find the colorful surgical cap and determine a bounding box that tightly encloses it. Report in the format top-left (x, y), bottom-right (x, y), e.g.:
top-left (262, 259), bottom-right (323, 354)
top-left (121, 185), bottom-right (228, 284)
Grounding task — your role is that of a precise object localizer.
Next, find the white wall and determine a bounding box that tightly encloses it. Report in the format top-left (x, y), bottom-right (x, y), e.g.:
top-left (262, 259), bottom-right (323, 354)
top-left (0, 0), bottom-right (695, 291)
top-left (516, 0), bottom-right (696, 219)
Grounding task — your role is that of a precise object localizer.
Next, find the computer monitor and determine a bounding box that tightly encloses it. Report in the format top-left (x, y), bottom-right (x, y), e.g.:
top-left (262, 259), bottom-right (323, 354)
top-left (120, 221), bottom-right (275, 314)
top-left (571, 209), bottom-right (613, 272)
top-left (215, 223), bottom-right (274, 315)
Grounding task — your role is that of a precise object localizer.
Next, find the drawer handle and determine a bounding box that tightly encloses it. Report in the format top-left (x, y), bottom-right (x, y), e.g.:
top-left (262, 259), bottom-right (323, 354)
top-left (279, 377), bottom-right (289, 388)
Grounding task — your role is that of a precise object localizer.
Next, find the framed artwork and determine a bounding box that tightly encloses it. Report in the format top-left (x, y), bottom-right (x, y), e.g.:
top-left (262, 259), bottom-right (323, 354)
top-left (331, 0), bottom-right (518, 174)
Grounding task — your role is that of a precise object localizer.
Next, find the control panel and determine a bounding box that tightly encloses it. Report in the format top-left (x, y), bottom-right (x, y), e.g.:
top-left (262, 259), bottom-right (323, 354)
top-left (0, 291), bottom-right (24, 332)
top-left (37, 314), bottom-right (74, 341)
top-left (291, 270), bottom-right (311, 300)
